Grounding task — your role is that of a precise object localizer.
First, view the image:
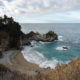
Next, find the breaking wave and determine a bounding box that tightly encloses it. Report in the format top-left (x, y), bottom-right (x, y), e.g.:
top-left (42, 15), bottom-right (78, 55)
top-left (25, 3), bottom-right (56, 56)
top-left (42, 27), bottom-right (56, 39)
top-left (22, 46), bottom-right (60, 69)
top-left (58, 36), bottom-right (63, 41)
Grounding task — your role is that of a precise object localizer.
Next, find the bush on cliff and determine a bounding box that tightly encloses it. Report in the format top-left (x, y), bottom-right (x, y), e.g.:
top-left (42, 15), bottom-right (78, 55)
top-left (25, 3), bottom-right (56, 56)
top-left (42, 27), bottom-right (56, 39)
top-left (0, 15), bottom-right (24, 50)
top-left (25, 31), bottom-right (36, 39)
top-left (46, 31), bottom-right (58, 40)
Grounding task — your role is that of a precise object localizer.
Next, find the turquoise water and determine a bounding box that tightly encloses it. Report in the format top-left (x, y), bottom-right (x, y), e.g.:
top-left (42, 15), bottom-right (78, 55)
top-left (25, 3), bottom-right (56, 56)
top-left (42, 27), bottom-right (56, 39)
top-left (21, 23), bottom-right (80, 69)
top-left (34, 40), bottom-right (80, 61)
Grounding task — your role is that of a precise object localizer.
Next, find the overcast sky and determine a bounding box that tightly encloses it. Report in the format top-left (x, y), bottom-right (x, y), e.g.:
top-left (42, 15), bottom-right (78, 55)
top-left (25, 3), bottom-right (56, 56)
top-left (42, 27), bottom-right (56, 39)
top-left (0, 0), bottom-right (80, 23)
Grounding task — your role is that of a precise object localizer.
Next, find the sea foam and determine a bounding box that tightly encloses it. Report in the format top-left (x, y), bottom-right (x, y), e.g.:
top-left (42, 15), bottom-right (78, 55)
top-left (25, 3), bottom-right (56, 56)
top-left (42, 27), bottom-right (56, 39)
top-left (56, 46), bottom-right (69, 51)
top-left (22, 40), bottom-right (70, 69)
top-left (22, 46), bottom-right (59, 69)
top-left (58, 36), bottom-right (63, 41)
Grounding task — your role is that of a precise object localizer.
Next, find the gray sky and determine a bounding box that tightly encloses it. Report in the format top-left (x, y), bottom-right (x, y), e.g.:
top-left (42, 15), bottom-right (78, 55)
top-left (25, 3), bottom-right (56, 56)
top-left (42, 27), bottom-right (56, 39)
top-left (0, 0), bottom-right (80, 23)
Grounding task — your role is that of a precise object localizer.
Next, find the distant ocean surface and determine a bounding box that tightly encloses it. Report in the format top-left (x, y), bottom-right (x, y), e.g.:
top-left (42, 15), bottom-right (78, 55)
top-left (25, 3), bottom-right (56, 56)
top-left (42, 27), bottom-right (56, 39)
top-left (21, 23), bottom-right (80, 69)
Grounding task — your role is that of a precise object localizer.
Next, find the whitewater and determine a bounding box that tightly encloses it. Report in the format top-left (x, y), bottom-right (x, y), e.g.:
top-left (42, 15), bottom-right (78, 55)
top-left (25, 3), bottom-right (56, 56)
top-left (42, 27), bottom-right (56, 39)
top-left (21, 23), bottom-right (80, 69)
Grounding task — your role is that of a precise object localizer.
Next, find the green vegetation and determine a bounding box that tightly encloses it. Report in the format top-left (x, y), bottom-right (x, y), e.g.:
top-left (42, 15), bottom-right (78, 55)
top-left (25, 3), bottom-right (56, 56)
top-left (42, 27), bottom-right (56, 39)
top-left (0, 15), bottom-right (24, 50)
top-left (47, 31), bottom-right (55, 35)
top-left (0, 16), bottom-right (58, 50)
top-left (46, 30), bottom-right (58, 40)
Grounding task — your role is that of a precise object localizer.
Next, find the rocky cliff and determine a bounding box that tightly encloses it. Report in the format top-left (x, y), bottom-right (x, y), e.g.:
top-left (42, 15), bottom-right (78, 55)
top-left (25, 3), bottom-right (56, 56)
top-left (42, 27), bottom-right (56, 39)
top-left (0, 15), bottom-right (58, 51)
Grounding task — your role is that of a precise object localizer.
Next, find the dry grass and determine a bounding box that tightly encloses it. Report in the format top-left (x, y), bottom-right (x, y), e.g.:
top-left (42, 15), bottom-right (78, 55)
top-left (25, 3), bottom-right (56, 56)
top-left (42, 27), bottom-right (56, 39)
top-left (41, 58), bottom-right (80, 80)
top-left (0, 64), bottom-right (26, 80)
top-left (0, 58), bottom-right (80, 80)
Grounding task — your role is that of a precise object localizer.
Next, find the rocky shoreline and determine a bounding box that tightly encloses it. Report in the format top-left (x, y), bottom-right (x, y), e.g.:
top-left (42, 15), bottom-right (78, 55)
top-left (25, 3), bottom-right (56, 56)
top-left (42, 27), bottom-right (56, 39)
top-left (20, 31), bottom-right (58, 47)
top-left (0, 15), bottom-right (58, 55)
top-left (0, 15), bottom-right (58, 74)
top-left (0, 15), bottom-right (80, 80)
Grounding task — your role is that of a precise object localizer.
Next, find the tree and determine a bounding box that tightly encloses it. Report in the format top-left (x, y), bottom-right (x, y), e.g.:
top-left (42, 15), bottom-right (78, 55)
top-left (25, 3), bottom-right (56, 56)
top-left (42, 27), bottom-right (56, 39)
top-left (0, 15), bottom-right (24, 49)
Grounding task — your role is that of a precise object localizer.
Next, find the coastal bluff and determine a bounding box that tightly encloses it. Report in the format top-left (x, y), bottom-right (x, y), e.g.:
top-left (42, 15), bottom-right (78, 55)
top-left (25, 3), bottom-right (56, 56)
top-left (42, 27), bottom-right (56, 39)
top-left (0, 15), bottom-right (58, 52)
top-left (0, 15), bottom-right (80, 80)
top-left (0, 15), bottom-right (24, 51)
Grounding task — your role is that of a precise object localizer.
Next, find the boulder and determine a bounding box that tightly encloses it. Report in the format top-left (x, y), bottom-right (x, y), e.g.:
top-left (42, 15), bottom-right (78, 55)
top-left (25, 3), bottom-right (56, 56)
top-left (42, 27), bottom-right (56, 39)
top-left (63, 46), bottom-right (68, 50)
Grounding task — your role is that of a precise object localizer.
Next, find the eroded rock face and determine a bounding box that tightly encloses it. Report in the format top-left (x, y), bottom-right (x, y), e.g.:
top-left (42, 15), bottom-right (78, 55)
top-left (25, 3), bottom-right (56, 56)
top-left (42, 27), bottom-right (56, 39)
top-left (22, 31), bottom-right (58, 44)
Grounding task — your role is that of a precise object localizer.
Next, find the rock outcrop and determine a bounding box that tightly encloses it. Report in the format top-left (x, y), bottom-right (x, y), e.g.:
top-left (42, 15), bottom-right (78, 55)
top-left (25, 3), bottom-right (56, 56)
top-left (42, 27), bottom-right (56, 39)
top-left (0, 15), bottom-right (58, 50)
top-left (26, 31), bottom-right (58, 42)
top-left (21, 31), bottom-right (58, 46)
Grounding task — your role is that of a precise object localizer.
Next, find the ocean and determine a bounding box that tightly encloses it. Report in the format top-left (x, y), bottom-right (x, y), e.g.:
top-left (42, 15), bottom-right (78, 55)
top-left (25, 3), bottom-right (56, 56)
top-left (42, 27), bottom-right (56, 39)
top-left (21, 23), bottom-right (80, 69)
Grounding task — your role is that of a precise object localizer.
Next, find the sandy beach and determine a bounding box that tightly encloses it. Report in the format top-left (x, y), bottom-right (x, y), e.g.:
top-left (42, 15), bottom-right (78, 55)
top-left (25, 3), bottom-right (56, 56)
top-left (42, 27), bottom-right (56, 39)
top-left (0, 50), bottom-right (45, 74)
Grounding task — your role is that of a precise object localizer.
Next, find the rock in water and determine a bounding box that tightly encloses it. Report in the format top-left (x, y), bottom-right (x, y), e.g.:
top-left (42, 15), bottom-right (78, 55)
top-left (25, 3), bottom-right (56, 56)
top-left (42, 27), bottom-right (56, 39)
top-left (23, 31), bottom-right (58, 43)
top-left (63, 46), bottom-right (68, 50)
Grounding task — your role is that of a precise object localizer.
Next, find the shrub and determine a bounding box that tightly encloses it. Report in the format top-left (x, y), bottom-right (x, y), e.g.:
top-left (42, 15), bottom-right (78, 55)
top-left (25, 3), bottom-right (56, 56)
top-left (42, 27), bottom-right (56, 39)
top-left (0, 15), bottom-right (24, 49)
